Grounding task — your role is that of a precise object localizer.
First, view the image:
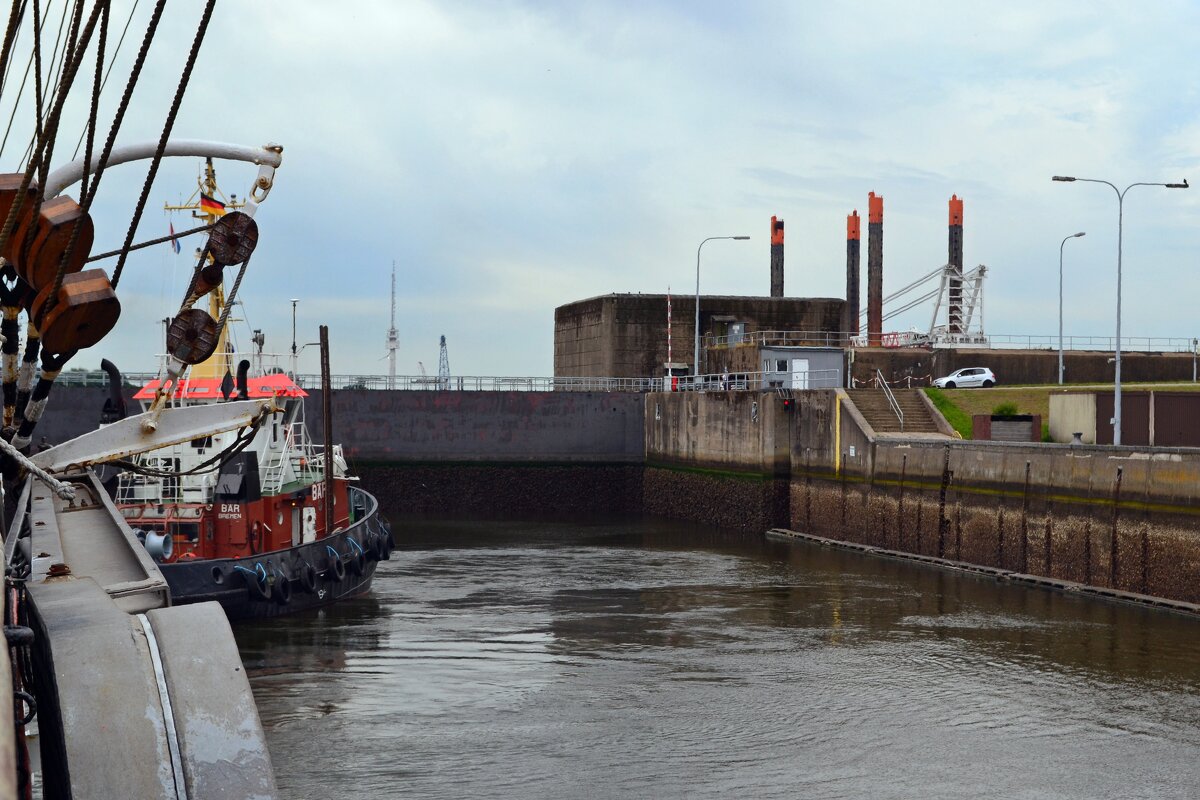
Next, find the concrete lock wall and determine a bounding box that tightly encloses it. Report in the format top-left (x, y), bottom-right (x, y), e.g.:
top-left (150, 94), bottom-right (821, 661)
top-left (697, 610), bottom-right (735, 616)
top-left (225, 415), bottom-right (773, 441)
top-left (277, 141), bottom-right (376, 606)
top-left (792, 435), bottom-right (1200, 606)
top-left (305, 390), bottom-right (647, 517)
top-left (306, 389), bottom-right (645, 464)
top-left (643, 391), bottom-right (791, 533)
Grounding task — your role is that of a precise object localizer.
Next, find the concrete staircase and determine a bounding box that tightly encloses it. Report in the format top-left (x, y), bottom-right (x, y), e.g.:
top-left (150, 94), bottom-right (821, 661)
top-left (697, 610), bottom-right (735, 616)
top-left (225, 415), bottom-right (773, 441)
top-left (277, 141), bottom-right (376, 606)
top-left (847, 389), bottom-right (944, 435)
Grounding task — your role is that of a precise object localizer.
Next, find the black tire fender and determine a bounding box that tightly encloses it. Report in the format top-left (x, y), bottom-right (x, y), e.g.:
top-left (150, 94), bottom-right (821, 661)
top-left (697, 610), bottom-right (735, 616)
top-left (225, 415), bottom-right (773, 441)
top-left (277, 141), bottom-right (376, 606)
top-left (326, 549), bottom-right (346, 581)
top-left (246, 568), bottom-right (271, 602)
top-left (299, 562), bottom-right (319, 594)
top-left (347, 548), bottom-right (365, 577)
top-left (273, 570), bottom-right (292, 605)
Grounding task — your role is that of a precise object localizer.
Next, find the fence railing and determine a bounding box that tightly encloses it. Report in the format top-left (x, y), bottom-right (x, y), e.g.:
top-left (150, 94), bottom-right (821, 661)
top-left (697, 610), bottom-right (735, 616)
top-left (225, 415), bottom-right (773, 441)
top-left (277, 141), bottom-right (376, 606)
top-left (706, 330), bottom-right (850, 348)
top-left (674, 369), bottom-right (843, 391)
top-left (875, 369), bottom-right (904, 431)
top-left (704, 329), bottom-right (1199, 353)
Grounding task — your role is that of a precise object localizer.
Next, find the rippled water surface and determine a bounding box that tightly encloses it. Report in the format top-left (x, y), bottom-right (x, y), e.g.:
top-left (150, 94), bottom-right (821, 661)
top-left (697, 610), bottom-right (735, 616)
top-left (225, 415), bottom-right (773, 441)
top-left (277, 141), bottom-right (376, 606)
top-left (235, 517), bottom-right (1200, 799)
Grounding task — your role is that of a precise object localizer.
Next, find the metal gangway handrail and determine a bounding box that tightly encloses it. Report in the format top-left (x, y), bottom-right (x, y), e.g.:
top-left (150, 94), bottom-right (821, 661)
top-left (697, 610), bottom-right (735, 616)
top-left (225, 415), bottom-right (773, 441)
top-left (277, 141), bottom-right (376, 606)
top-left (705, 330), bottom-right (850, 348)
top-left (674, 369), bottom-right (842, 392)
top-left (875, 369), bottom-right (904, 431)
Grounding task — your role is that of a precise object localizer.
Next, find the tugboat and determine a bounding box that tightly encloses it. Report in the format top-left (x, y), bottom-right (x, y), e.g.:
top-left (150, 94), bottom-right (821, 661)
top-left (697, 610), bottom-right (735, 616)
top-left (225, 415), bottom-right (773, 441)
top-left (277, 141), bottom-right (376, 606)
top-left (110, 162), bottom-right (392, 620)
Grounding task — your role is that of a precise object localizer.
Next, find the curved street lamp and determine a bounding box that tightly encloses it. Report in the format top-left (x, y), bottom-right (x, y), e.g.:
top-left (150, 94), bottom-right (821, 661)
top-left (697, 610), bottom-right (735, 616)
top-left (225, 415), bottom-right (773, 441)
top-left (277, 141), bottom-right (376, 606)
top-left (694, 235), bottom-right (750, 380)
top-left (1052, 176), bottom-right (1189, 444)
top-left (1058, 231), bottom-right (1086, 385)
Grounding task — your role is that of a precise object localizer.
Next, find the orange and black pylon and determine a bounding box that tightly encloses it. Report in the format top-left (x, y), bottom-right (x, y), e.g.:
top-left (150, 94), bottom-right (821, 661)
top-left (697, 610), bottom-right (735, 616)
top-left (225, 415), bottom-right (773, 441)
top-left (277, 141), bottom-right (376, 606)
top-left (770, 216), bottom-right (784, 298)
top-left (845, 210), bottom-right (860, 336)
top-left (867, 192), bottom-right (883, 347)
top-left (948, 194), bottom-right (964, 334)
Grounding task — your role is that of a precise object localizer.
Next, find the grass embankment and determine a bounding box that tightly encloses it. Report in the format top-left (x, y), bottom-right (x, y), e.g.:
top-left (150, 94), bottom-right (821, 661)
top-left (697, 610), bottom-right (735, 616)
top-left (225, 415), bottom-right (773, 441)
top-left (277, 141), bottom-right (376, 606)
top-left (922, 381), bottom-right (1200, 441)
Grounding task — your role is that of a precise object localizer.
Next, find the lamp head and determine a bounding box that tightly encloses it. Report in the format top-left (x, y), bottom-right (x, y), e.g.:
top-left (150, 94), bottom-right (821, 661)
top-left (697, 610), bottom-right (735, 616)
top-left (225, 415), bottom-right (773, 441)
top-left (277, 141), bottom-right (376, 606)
top-left (1052, 176), bottom-right (1076, 182)
top-left (1074, 232), bottom-right (1086, 238)
top-left (733, 236), bottom-right (750, 240)
top-left (1166, 179), bottom-right (1189, 189)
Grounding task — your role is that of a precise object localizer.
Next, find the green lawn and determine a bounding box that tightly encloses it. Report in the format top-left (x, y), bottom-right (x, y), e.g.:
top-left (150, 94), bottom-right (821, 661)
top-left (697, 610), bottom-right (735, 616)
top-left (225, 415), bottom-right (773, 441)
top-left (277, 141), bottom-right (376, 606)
top-left (922, 381), bottom-right (1200, 440)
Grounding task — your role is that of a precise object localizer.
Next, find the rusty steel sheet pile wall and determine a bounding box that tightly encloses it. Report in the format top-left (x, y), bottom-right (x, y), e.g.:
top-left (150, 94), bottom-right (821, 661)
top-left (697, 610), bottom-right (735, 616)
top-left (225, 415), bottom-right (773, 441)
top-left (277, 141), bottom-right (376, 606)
top-left (644, 391), bottom-right (791, 533)
top-left (792, 430), bottom-right (1200, 606)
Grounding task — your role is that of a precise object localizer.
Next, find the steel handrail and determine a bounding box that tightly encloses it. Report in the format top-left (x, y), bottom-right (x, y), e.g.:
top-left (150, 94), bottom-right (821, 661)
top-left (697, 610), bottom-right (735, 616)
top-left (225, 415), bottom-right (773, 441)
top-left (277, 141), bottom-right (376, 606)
top-left (876, 369), bottom-right (904, 431)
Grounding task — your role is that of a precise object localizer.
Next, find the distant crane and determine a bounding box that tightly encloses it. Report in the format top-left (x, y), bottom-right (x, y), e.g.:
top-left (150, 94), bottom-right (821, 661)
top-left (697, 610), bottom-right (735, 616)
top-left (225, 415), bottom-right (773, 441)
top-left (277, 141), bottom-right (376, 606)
top-left (438, 335), bottom-right (450, 390)
top-left (386, 261), bottom-right (399, 390)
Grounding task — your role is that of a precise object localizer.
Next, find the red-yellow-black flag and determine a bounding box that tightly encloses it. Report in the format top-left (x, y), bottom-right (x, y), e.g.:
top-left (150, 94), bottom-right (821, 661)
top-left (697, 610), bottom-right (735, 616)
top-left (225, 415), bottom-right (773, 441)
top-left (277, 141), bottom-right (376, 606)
top-left (199, 192), bottom-right (226, 216)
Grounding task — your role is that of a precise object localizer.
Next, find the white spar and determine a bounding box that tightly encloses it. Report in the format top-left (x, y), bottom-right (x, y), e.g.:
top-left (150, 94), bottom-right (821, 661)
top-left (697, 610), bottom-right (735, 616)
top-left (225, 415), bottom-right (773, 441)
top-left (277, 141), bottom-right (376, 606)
top-left (42, 139), bottom-right (283, 209)
top-left (31, 399), bottom-right (279, 475)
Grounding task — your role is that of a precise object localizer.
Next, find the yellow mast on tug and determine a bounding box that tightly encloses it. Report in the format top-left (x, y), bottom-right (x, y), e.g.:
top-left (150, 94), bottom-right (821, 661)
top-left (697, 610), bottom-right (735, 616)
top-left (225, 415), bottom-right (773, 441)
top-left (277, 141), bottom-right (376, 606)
top-left (163, 157), bottom-right (244, 381)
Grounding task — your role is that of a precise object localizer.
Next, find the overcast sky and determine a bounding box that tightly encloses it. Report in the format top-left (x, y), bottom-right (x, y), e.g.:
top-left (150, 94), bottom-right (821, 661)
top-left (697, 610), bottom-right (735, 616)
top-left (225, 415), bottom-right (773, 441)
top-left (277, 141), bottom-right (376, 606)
top-left (5, 1), bottom-right (1199, 377)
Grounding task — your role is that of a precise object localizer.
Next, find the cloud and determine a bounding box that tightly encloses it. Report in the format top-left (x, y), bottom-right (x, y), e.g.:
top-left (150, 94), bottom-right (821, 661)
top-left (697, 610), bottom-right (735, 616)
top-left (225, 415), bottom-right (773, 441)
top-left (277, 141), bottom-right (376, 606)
top-left (3, 0), bottom-right (1199, 378)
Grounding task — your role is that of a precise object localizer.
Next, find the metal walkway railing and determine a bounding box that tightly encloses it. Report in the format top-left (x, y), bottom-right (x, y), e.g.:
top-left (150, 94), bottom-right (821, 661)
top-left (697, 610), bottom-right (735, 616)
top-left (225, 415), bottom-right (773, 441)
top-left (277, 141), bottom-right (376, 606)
top-left (876, 369), bottom-right (904, 431)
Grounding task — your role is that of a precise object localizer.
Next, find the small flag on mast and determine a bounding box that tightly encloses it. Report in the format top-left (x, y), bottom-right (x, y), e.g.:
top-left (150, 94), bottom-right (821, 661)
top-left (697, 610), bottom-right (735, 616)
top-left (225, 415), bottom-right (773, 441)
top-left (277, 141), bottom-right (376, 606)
top-left (168, 222), bottom-right (181, 254)
top-left (199, 192), bottom-right (226, 216)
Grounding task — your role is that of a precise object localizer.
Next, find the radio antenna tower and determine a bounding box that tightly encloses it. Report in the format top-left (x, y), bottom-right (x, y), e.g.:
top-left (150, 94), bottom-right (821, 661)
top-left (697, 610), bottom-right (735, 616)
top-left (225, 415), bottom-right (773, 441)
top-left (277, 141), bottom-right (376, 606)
top-left (438, 335), bottom-right (450, 390)
top-left (386, 261), bottom-right (399, 389)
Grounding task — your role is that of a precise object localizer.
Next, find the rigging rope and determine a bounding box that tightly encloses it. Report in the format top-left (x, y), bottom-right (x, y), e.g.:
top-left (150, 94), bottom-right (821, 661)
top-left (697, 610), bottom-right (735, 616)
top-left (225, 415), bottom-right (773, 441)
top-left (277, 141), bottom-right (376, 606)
top-left (0, 0), bottom-right (28, 98)
top-left (215, 253), bottom-right (251, 333)
top-left (110, 409), bottom-right (269, 479)
top-left (79, 0), bottom-right (164, 213)
top-left (70, 0), bottom-right (139, 160)
top-left (78, 0), bottom-right (106, 201)
top-left (18, 0), bottom-right (68, 169)
top-left (85, 221), bottom-right (212, 263)
top-left (0, 0), bottom-right (45, 161)
top-left (110, 0), bottom-right (217, 291)
top-left (0, 0), bottom-right (102, 304)
top-left (0, 434), bottom-right (73, 498)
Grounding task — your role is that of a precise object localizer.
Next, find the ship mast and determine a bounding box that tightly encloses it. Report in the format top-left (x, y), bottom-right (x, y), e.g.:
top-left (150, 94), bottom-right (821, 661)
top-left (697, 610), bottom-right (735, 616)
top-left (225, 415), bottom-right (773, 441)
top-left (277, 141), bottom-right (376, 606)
top-left (163, 158), bottom-right (245, 381)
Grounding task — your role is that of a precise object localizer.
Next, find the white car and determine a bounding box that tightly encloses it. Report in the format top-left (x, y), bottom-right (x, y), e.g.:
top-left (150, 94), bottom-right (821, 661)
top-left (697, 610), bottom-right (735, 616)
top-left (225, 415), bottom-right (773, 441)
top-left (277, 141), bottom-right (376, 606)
top-left (932, 367), bottom-right (995, 389)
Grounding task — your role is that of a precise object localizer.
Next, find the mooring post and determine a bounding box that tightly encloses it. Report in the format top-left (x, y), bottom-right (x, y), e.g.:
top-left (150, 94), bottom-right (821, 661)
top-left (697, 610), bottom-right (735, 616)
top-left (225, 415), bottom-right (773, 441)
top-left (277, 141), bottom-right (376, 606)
top-left (936, 446), bottom-right (950, 558)
top-left (1110, 466), bottom-right (1123, 589)
top-left (1020, 461), bottom-right (1031, 573)
top-left (320, 325), bottom-right (334, 537)
top-left (897, 454), bottom-right (907, 550)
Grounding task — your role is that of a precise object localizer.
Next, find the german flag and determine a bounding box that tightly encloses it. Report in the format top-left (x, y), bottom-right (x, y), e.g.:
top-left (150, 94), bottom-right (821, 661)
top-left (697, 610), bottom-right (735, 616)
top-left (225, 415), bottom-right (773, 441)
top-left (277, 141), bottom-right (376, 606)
top-left (199, 192), bottom-right (226, 216)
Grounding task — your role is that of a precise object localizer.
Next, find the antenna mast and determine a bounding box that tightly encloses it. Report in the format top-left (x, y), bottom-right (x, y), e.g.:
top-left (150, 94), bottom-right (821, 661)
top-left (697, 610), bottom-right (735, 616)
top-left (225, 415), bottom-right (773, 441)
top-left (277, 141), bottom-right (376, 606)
top-left (438, 335), bottom-right (450, 390)
top-left (386, 261), bottom-right (399, 389)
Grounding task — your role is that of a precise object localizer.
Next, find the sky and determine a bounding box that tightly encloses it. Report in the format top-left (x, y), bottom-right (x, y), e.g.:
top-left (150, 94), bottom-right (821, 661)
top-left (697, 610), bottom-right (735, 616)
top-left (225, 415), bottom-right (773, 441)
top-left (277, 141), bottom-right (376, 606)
top-left (3, 0), bottom-right (1199, 377)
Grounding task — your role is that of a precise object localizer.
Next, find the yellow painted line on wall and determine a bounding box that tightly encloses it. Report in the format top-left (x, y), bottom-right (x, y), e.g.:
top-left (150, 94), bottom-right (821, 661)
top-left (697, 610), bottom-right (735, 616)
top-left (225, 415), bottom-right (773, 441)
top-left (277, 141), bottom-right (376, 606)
top-left (835, 393), bottom-right (842, 475)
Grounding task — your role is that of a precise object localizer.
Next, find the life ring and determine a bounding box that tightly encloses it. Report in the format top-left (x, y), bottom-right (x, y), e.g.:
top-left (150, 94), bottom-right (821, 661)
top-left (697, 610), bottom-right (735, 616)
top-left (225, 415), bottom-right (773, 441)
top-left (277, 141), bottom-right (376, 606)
top-left (326, 550), bottom-right (346, 581)
top-left (347, 547), bottom-right (365, 577)
top-left (273, 570), bottom-right (292, 605)
top-left (245, 568), bottom-right (271, 602)
top-left (299, 562), bottom-right (318, 594)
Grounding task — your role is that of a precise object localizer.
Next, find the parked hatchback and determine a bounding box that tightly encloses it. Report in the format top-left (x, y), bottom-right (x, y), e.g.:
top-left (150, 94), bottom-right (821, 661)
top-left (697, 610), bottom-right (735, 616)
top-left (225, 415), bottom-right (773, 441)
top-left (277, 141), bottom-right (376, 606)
top-left (932, 367), bottom-right (996, 389)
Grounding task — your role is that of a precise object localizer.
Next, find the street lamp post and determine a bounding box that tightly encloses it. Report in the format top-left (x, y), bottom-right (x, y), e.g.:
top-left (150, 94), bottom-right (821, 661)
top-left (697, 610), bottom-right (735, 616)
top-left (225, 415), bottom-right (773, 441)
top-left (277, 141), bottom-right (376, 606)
top-left (1058, 231), bottom-right (1086, 385)
top-left (290, 298), bottom-right (300, 375)
top-left (1052, 176), bottom-right (1188, 444)
top-left (694, 236), bottom-right (750, 381)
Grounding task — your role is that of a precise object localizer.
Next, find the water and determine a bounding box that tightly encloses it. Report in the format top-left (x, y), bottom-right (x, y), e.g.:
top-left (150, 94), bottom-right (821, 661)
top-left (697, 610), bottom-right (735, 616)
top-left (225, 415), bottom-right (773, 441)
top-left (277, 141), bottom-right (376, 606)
top-left (235, 516), bottom-right (1200, 799)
